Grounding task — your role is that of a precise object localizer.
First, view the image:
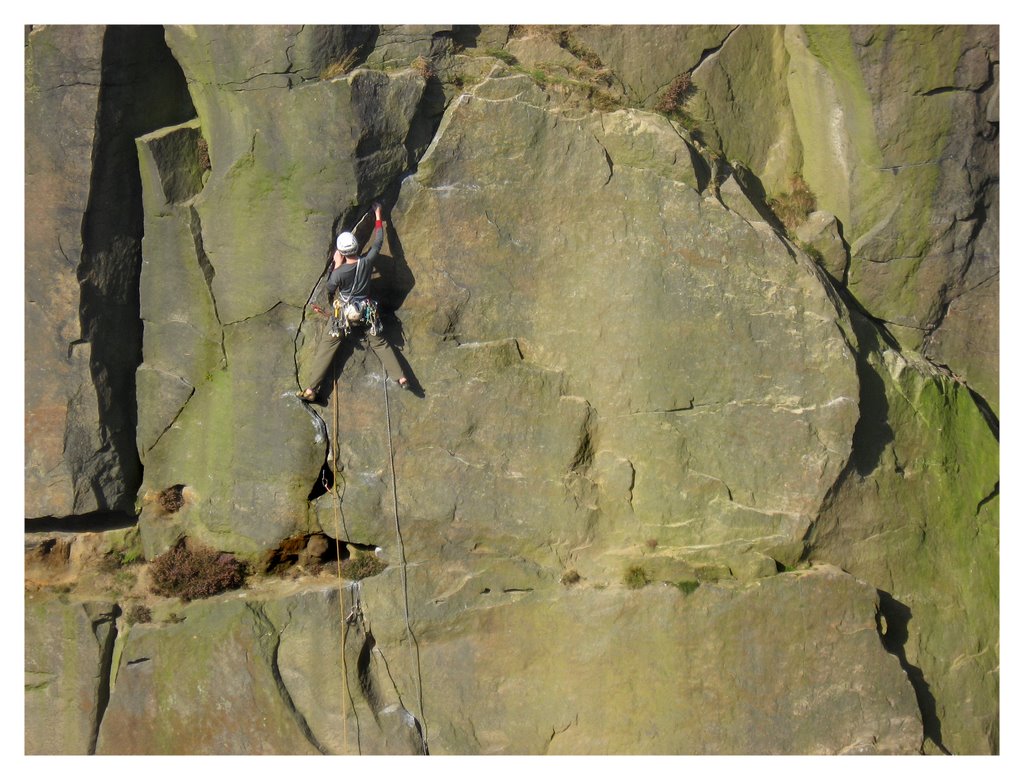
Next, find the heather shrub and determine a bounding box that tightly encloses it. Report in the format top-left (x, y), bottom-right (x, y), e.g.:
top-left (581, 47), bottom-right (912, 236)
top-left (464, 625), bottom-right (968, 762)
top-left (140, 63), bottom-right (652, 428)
top-left (150, 540), bottom-right (246, 601)
top-left (654, 73), bottom-right (694, 115)
top-left (157, 484), bottom-right (185, 513)
top-left (411, 55), bottom-right (435, 79)
top-left (339, 552), bottom-right (387, 581)
top-left (196, 138), bottom-right (210, 173)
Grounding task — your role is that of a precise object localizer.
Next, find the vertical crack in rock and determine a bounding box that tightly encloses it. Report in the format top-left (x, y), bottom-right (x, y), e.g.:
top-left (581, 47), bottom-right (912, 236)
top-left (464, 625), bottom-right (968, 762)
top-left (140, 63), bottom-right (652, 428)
top-left (804, 311), bottom-right (891, 551)
top-left (329, 581), bottom-right (427, 754)
top-left (875, 591), bottom-right (950, 754)
top-left (187, 205), bottom-right (227, 368)
top-left (295, 56), bottom-right (449, 499)
top-left (75, 25), bottom-right (195, 513)
top-left (690, 25), bottom-right (740, 75)
top-left (591, 135), bottom-right (614, 186)
top-left (568, 402), bottom-right (597, 474)
top-left (247, 603), bottom-right (329, 755)
top-left (976, 480), bottom-right (999, 514)
top-left (356, 628), bottom-right (385, 719)
top-left (85, 603), bottom-right (119, 755)
top-left (143, 384), bottom-right (197, 457)
top-left (295, 254), bottom-right (333, 500)
top-left (363, 626), bottom-right (429, 754)
top-left (403, 66), bottom-right (449, 176)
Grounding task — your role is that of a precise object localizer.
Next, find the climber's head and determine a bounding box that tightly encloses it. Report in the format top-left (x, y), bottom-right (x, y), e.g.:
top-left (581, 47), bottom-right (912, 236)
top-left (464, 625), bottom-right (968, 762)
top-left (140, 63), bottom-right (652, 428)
top-left (336, 232), bottom-right (359, 257)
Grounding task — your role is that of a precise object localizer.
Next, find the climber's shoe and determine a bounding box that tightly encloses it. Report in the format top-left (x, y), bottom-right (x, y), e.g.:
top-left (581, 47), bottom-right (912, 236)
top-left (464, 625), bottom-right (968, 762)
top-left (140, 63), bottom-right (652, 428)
top-left (296, 388), bottom-right (317, 403)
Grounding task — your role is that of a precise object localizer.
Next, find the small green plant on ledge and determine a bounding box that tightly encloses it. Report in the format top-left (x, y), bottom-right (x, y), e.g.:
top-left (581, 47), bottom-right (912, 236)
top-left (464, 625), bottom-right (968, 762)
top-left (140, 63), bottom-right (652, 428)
top-left (624, 565), bottom-right (649, 590)
top-left (675, 580), bottom-right (700, 595)
top-left (484, 49), bottom-right (518, 66)
top-left (797, 241), bottom-right (825, 266)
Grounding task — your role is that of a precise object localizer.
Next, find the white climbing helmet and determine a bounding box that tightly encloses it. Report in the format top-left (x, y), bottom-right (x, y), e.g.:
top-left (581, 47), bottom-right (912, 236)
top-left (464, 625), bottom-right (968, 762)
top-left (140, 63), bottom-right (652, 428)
top-left (336, 232), bottom-right (359, 255)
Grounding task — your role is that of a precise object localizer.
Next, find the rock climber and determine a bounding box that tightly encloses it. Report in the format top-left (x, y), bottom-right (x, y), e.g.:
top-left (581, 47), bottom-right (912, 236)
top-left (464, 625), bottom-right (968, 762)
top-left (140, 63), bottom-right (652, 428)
top-left (296, 202), bottom-right (409, 403)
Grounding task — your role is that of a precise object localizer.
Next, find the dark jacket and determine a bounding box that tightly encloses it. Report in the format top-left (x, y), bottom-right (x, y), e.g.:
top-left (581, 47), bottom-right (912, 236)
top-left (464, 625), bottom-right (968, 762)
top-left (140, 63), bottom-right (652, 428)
top-left (326, 223), bottom-right (384, 300)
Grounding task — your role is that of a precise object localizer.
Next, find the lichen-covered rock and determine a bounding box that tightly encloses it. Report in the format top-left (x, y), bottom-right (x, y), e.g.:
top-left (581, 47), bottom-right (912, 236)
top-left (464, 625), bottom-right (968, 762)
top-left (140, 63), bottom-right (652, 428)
top-left (58, 565), bottom-right (919, 755)
top-left (796, 210), bottom-right (850, 282)
top-left (133, 26), bottom-right (428, 554)
top-left (593, 109), bottom-right (707, 190)
top-left (24, 594), bottom-right (117, 754)
top-left (923, 181), bottom-right (999, 413)
top-left (93, 582), bottom-right (422, 754)
top-left (96, 596), bottom-right (319, 753)
top-left (24, 24), bottom-right (999, 756)
top-left (808, 315), bottom-right (999, 754)
top-left (354, 563), bottom-right (921, 754)
top-left (377, 72), bottom-right (859, 581)
top-left (691, 25), bottom-right (802, 191)
top-left (691, 25), bottom-right (998, 404)
top-left (506, 32), bottom-right (581, 70)
top-left (786, 26), bottom-right (998, 378)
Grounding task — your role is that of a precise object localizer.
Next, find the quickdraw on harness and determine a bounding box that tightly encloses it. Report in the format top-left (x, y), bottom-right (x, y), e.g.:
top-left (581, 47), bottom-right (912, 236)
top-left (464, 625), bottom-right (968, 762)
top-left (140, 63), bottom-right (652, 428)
top-left (329, 294), bottom-right (382, 338)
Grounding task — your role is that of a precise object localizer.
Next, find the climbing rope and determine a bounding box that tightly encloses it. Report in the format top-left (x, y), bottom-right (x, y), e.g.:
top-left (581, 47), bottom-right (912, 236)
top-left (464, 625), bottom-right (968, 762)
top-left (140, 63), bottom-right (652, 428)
top-left (325, 354), bottom-right (427, 755)
top-left (376, 353), bottom-right (430, 755)
top-left (329, 371), bottom-right (354, 756)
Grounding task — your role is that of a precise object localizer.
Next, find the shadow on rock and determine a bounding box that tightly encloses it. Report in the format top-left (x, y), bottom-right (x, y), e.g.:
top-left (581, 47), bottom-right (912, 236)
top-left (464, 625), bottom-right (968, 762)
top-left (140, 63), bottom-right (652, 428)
top-left (877, 590), bottom-right (949, 754)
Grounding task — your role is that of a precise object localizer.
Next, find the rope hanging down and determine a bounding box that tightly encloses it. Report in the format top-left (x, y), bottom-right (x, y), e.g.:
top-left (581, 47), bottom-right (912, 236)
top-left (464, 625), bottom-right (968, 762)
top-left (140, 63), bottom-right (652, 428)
top-left (377, 353), bottom-right (429, 755)
top-left (329, 372), bottom-right (353, 755)
top-left (325, 353), bottom-right (428, 755)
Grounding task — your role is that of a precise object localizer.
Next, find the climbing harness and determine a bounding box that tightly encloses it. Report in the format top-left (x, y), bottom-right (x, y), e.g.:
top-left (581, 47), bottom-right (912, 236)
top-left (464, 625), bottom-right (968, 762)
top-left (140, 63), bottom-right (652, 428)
top-left (329, 294), bottom-right (382, 338)
top-left (313, 292), bottom-right (382, 339)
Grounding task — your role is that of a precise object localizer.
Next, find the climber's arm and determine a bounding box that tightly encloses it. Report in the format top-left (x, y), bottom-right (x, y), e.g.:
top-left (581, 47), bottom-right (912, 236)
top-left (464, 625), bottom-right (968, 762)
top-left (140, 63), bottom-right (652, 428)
top-left (362, 203), bottom-right (386, 265)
